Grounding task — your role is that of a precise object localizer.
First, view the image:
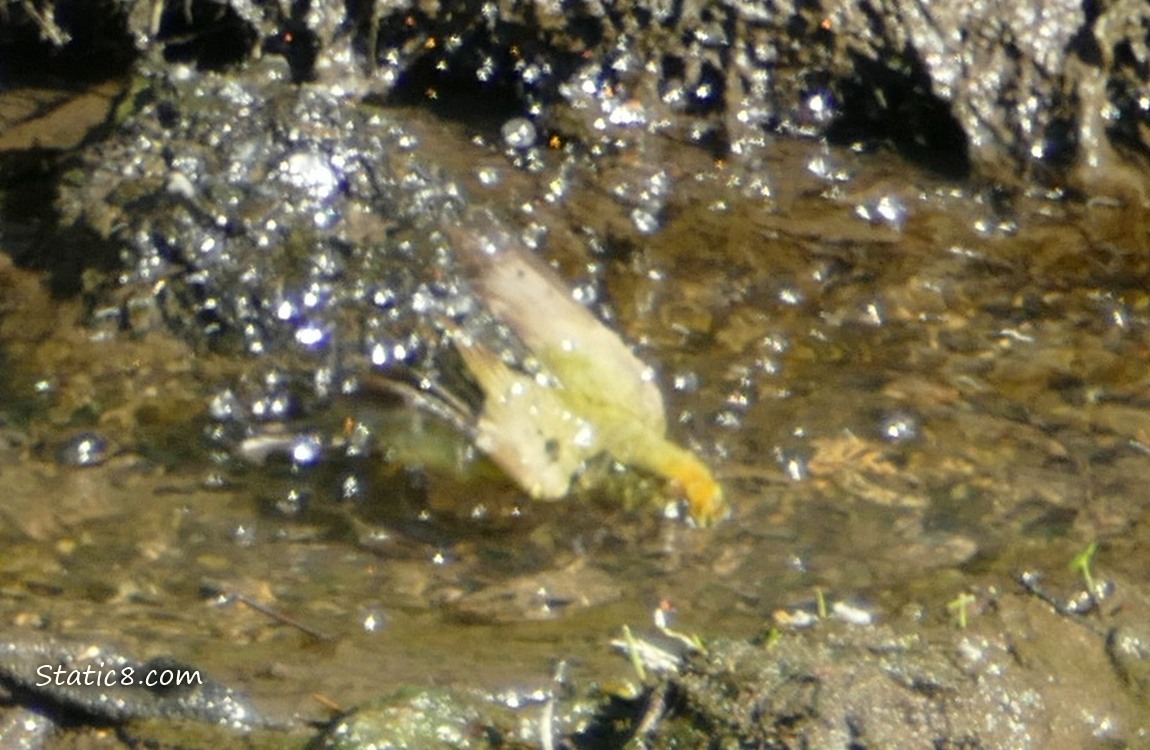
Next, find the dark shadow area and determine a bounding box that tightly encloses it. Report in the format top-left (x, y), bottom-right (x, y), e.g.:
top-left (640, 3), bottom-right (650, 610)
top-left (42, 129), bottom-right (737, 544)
top-left (384, 43), bottom-right (527, 130)
top-left (377, 10), bottom-right (588, 139)
top-left (827, 54), bottom-right (972, 180)
top-left (0, 178), bottom-right (123, 297)
top-left (154, 0), bottom-right (257, 71)
top-left (0, 0), bottom-right (135, 87)
top-left (0, 2), bottom-right (137, 295)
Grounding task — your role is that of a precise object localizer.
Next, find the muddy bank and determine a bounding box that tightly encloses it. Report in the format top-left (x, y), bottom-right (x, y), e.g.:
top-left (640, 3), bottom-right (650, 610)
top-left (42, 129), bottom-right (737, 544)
top-left (6, 0), bottom-right (1150, 190)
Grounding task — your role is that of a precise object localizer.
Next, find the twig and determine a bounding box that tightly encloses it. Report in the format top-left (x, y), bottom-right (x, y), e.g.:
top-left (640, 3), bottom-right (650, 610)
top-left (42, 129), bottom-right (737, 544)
top-left (232, 593), bottom-right (335, 642)
top-left (21, 0), bottom-right (70, 46)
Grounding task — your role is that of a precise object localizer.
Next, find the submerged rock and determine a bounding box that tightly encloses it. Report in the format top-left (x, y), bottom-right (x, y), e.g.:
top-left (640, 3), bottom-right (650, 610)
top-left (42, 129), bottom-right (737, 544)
top-left (0, 633), bottom-right (277, 729)
top-left (313, 687), bottom-right (535, 750)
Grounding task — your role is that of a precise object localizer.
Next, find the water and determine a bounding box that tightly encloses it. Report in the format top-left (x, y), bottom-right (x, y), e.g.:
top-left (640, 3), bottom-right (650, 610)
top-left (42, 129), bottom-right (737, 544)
top-left (3, 90), bottom-right (1150, 730)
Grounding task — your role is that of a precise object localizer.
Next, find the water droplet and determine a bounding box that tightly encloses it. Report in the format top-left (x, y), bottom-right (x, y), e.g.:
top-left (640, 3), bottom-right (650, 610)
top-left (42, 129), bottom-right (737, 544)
top-left (805, 89), bottom-right (836, 123)
top-left (860, 300), bottom-right (884, 326)
top-left (166, 171), bottom-right (196, 200)
top-left (57, 432), bottom-right (109, 467)
top-left (291, 434), bottom-right (324, 465)
top-left (879, 411), bottom-right (919, 443)
top-left (250, 393), bottom-right (292, 420)
top-left (477, 166), bottom-right (501, 186)
top-left (281, 151), bottom-right (340, 201)
top-left (673, 371), bottom-right (699, 393)
top-left (341, 473), bottom-right (364, 499)
top-left (855, 194), bottom-right (907, 230)
top-left (273, 486), bottom-right (310, 516)
top-left (501, 117), bottom-right (536, 149)
top-left (715, 410), bottom-right (742, 429)
top-left (294, 322), bottom-right (328, 348)
top-left (777, 285), bottom-right (804, 306)
top-left (209, 389), bottom-right (244, 421)
top-left (1108, 303), bottom-right (1129, 330)
top-left (232, 524), bottom-right (257, 547)
top-left (360, 605), bottom-right (388, 633)
top-left (630, 208), bottom-right (659, 234)
top-left (275, 298), bottom-right (297, 321)
top-left (573, 422), bottom-right (596, 449)
top-left (807, 154), bottom-right (850, 182)
top-left (607, 100), bottom-right (647, 126)
top-left (778, 450), bottom-right (809, 481)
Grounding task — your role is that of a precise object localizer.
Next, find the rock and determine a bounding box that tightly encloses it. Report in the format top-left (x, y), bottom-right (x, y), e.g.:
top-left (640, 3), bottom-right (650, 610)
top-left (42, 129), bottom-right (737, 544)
top-left (8, 0), bottom-right (1150, 190)
top-left (314, 687), bottom-right (533, 750)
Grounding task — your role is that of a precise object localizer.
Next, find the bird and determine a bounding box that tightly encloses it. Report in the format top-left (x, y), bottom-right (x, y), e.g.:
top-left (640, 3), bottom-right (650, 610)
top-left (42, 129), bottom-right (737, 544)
top-left (447, 209), bottom-right (726, 526)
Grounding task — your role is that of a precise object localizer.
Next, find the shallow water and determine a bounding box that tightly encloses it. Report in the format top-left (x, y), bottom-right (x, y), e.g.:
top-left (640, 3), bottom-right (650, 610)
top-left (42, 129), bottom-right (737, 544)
top-left (3, 84), bottom-right (1150, 736)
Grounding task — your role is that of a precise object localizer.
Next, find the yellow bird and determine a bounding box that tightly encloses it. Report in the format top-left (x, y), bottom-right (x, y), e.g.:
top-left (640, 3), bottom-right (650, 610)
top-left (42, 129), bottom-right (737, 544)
top-left (448, 210), bottom-right (726, 526)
